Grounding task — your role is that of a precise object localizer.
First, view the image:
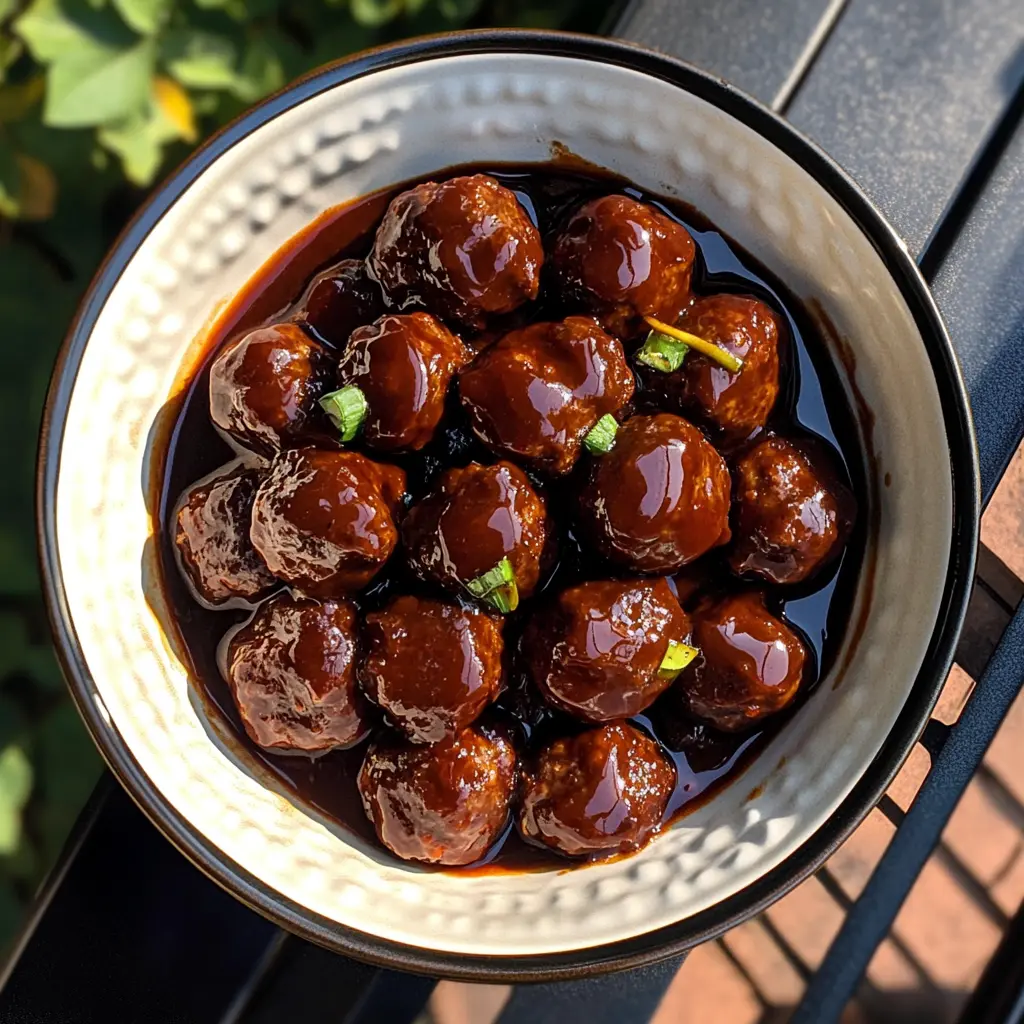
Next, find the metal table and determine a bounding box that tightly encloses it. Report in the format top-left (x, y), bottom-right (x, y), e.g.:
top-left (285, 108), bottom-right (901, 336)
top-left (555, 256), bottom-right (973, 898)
top-left (4, 1), bottom-right (1024, 1020)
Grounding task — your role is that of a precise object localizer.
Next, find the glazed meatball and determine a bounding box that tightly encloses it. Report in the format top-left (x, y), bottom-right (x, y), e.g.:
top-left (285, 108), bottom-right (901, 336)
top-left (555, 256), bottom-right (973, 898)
top-left (459, 316), bottom-right (635, 475)
top-left (402, 461), bottom-right (550, 609)
top-left (729, 435), bottom-right (851, 584)
top-left (368, 174), bottom-right (543, 329)
top-left (225, 594), bottom-right (370, 752)
top-left (551, 195), bottom-right (696, 339)
top-left (680, 592), bottom-right (806, 732)
top-left (645, 294), bottom-right (781, 437)
top-left (524, 579), bottom-right (692, 723)
top-left (209, 322), bottom-right (332, 454)
top-left (578, 413), bottom-right (731, 573)
top-left (358, 720), bottom-right (517, 865)
top-left (518, 722), bottom-right (675, 857)
top-left (297, 258), bottom-right (385, 346)
top-left (175, 465), bottom-right (276, 605)
top-left (250, 448), bottom-right (405, 597)
top-left (361, 596), bottom-right (504, 743)
top-left (331, 312), bottom-right (470, 451)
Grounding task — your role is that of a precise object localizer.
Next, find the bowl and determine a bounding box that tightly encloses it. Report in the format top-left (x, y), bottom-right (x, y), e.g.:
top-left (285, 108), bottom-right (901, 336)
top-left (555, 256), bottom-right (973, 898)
top-left (37, 30), bottom-right (979, 980)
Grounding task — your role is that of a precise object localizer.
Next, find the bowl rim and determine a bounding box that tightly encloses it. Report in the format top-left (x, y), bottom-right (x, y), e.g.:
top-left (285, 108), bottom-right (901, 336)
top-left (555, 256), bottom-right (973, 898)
top-left (36, 28), bottom-right (980, 982)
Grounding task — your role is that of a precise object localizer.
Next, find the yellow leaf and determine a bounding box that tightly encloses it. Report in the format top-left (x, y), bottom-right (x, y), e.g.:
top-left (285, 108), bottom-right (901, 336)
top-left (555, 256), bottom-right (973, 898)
top-left (0, 77), bottom-right (45, 123)
top-left (16, 154), bottom-right (57, 220)
top-left (153, 74), bottom-right (196, 143)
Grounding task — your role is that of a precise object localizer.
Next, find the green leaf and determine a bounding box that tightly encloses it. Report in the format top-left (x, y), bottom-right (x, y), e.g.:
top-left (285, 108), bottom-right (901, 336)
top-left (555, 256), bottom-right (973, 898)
top-left (13, 0), bottom-right (132, 63)
top-left (112, 0), bottom-right (171, 35)
top-left (98, 96), bottom-right (179, 185)
top-left (14, 0), bottom-right (96, 62)
top-left (349, 0), bottom-right (402, 26)
top-left (190, 90), bottom-right (220, 115)
top-left (0, 36), bottom-right (23, 84)
top-left (230, 34), bottom-right (284, 103)
top-left (0, 745), bottom-right (32, 813)
top-left (0, 137), bottom-right (18, 218)
top-left (161, 29), bottom-right (237, 90)
top-left (0, 0), bottom-right (17, 21)
top-left (44, 38), bottom-right (155, 127)
top-left (0, 744), bottom-right (33, 855)
top-left (1, 830), bottom-right (40, 884)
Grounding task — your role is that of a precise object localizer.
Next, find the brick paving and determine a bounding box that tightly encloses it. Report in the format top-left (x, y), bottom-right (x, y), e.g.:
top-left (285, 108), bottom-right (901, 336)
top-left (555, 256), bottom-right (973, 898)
top-left (430, 446), bottom-right (1024, 1024)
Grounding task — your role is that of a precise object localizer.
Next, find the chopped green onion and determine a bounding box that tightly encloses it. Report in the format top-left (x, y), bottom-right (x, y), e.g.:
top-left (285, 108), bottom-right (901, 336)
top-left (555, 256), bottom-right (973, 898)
top-left (465, 556), bottom-right (519, 614)
top-left (658, 639), bottom-right (700, 679)
top-left (319, 385), bottom-right (368, 442)
top-left (583, 414), bottom-right (619, 455)
top-left (643, 315), bottom-right (744, 374)
top-left (637, 329), bottom-right (690, 373)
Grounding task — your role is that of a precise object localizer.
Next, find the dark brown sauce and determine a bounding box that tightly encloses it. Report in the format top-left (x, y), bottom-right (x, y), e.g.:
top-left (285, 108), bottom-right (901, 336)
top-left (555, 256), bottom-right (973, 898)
top-left (153, 164), bottom-right (868, 873)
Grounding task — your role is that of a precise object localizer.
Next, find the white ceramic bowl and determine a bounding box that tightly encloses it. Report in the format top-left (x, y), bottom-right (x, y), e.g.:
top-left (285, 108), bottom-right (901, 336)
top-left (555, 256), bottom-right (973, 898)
top-left (38, 31), bottom-right (978, 980)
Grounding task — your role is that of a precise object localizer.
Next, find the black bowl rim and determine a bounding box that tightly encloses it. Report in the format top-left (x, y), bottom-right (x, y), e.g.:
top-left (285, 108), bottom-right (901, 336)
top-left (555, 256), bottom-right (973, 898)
top-left (36, 28), bottom-right (980, 982)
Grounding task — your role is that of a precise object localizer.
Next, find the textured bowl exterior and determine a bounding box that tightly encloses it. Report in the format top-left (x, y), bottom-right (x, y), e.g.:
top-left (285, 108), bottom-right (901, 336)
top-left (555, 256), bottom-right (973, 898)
top-left (38, 33), bottom-right (978, 978)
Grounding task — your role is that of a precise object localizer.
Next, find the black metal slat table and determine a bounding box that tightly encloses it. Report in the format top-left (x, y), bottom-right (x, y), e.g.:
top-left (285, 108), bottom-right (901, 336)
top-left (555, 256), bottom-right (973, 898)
top-left (4, 2), bottom-right (1024, 1022)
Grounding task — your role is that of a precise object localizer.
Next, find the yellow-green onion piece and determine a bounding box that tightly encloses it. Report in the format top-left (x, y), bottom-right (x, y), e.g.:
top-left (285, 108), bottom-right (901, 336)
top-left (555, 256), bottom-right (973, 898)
top-left (320, 385), bottom-right (368, 442)
top-left (658, 639), bottom-right (700, 679)
top-left (583, 414), bottom-right (619, 455)
top-left (637, 329), bottom-right (689, 373)
top-left (643, 315), bottom-right (744, 374)
top-left (465, 556), bottom-right (519, 614)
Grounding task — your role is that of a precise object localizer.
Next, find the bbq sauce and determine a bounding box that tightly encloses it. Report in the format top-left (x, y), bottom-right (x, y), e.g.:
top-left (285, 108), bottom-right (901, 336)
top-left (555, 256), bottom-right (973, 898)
top-left (154, 164), bottom-right (868, 873)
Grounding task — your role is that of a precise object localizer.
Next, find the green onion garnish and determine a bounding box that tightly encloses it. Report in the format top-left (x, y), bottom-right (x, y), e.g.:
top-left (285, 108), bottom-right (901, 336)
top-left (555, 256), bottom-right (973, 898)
top-left (642, 316), bottom-right (744, 373)
top-left (319, 385), bottom-right (368, 442)
top-left (465, 556), bottom-right (519, 614)
top-left (658, 639), bottom-right (700, 679)
top-left (637, 329), bottom-right (690, 373)
top-left (583, 414), bottom-right (619, 455)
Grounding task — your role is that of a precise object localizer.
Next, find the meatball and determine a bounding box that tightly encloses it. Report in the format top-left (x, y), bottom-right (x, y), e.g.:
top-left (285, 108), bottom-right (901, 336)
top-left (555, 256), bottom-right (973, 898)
top-left (331, 312), bottom-right (470, 451)
top-left (209, 322), bottom-right (332, 455)
top-left (518, 722), bottom-right (675, 857)
top-left (578, 413), bottom-right (731, 573)
top-left (729, 435), bottom-right (852, 584)
top-left (174, 465), bottom-right (276, 605)
top-left (250, 448), bottom-right (405, 597)
top-left (361, 596), bottom-right (504, 743)
top-left (524, 579), bottom-right (692, 723)
top-left (402, 461), bottom-right (550, 610)
top-left (368, 174), bottom-right (543, 329)
top-left (225, 594), bottom-right (370, 752)
top-left (551, 195), bottom-right (696, 339)
top-left (458, 316), bottom-right (635, 475)
top-left (644, 294), bottom-right (781, 437)
top-left (358, 720), bottom-right (517, 865)
top-left (297, 258), bottom-right (385, 346)
top-left (681, 592), bottom-right (806, 732)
